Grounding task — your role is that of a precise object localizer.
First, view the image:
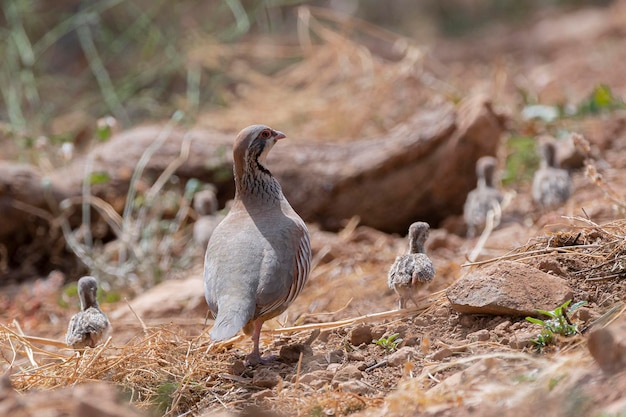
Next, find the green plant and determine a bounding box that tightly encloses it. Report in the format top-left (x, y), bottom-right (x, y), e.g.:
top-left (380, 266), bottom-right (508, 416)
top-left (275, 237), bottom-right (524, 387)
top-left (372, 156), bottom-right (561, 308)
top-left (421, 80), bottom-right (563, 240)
top-left (502, 135), bottom-right (540, 185)
top-left (526, 300), bottom-right (587, 350)
top-left (155, 381), bottom-right (178, 414)
top-left (374, 333), bottom-right (403, 353)
top-left (576, 84), bottom-right (626, 116)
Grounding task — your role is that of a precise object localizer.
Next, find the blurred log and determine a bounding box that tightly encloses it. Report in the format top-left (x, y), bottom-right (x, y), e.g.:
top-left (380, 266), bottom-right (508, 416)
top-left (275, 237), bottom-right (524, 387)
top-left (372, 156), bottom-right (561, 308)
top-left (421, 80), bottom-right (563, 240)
top-left (273, 94), bottom-right (505, 232)
top-left (0, 95), bottom-right (503, 277)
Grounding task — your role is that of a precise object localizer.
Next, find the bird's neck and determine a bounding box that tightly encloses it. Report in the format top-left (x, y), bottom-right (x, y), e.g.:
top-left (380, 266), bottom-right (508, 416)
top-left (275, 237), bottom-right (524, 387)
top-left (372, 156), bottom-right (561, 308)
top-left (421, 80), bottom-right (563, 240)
top-left (409, 241), bottom-right (425, 254)
top-left (80, 296), bottom-right (99, 311)
top-left (235, 159), bottom-right (283, 204)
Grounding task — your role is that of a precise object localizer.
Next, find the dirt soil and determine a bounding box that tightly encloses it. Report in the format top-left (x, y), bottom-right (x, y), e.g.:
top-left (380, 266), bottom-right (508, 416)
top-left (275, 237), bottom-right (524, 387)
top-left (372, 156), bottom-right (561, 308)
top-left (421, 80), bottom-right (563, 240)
top-left (2, 2), bottom-right (626, 417)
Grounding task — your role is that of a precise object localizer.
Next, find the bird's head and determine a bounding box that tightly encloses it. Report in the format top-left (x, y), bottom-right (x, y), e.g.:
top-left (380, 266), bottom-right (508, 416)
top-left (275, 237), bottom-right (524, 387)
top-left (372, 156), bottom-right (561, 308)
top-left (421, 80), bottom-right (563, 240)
top-left (233, 124), bottom-right (286, 179)
top-left (77, 276), bottom-right (100, 309)
top-left (408, 221), bottom-right (430, 253)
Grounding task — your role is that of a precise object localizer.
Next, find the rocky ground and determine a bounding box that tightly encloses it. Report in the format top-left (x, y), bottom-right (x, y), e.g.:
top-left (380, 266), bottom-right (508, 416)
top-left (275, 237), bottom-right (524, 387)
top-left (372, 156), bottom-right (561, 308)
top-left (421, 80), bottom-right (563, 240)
top-left (2, 2), bottom-right (626, 417)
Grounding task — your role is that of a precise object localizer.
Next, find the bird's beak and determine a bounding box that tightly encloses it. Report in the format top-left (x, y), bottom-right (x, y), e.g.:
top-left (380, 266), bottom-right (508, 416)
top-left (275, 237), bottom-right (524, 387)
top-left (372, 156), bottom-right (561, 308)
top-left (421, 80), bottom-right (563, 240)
top-left (274, 130), bottom-right (286, 140)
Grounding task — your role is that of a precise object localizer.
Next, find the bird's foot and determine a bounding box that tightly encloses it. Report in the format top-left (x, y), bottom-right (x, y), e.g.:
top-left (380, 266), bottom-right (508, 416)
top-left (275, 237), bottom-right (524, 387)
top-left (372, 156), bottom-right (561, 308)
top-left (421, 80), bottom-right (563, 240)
top-left (245, 352), bottom-right (278, 366)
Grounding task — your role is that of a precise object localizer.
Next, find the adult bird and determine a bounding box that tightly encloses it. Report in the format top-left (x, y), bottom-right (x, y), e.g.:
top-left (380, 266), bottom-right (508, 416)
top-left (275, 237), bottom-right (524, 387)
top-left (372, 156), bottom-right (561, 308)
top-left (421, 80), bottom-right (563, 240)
top-left (463, 156), bottom-right (503, 238)
top-left (388, 221), bottom-right (435, 309)
top-left (66, 276), bottom-right (110, 349)
top-left (204, 125), bottom-right (311, 365)
top-left (532, 140), bottom-right (571, 210)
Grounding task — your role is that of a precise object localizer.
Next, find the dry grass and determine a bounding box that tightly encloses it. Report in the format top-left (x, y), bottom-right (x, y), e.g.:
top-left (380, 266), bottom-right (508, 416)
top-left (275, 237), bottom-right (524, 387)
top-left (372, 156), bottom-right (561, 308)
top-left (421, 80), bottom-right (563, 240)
top-left (465, 217), bottom-right (626, 282)
top-left (194, 6), bottom-right (454, 140)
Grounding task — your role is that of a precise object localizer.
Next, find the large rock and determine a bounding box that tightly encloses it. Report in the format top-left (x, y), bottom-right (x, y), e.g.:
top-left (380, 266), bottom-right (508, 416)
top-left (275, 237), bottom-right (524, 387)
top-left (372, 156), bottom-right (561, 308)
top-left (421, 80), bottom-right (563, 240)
top-left (110, 275), bottom-right (208, 321)
top-left (446, 260), bottom-right (573, 316)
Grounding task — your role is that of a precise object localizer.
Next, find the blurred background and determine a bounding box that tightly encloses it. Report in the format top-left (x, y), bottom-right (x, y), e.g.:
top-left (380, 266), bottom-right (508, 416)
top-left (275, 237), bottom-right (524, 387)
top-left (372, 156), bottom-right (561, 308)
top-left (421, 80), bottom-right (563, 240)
top-left (0, 0), bottom-right (617, 150)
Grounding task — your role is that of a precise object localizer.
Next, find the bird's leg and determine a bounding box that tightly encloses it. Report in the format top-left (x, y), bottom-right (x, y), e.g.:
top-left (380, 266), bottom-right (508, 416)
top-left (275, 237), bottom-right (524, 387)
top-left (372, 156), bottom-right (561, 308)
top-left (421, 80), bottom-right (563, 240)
top-left (245, 320), bottom-right (278, 366)
top-left (245, 320), bottom-right (263, 365)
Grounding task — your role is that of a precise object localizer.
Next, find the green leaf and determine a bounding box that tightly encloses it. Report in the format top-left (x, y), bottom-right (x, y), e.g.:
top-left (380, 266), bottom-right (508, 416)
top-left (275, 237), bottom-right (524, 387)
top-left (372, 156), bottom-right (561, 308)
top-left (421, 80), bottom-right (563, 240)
top-left (525, 317), bottom-right (545, 325)
top-left (569, 300), bottom-right (587, 313)
top-left (88, 171), bottom-right (111, 185)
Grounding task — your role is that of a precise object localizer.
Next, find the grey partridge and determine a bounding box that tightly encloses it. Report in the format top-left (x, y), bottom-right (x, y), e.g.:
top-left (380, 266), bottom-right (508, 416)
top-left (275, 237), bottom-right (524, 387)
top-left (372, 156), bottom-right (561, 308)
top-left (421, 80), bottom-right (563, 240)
top-left (532, 140), bottom-right (571, 209)
top-left (204, 125), bottom-right (312, 365)
top-left (65, 276), bottom-right (110, 349)
top-left (388, 222), bottom-right (435, 309)
top-left (463, 156), bottom-right (503, 238)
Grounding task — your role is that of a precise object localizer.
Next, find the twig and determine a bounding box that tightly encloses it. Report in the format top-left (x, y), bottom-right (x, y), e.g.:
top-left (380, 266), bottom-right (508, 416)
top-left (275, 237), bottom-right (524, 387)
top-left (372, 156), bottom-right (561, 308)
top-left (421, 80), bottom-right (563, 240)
top-left (125, 298), bottom-right (148, 335)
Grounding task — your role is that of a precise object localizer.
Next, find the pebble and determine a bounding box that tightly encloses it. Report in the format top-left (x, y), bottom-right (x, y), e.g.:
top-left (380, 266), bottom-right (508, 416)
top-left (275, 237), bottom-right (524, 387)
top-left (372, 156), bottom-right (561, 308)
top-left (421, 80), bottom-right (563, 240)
top-left (297, 370), bottom-right (333, 386)
top-left (337, 380), bottom-right (374, 395)
top-left (347, 351), bottom-right (365, 361)
top-left (326, 349), bottom-right (344, 364)
top-left (332, 365), bottom-right (363, 382)
top-left (467, 329), bottom-right (490, 342)
top-left (387, 347), bottom-right (417, 367)
top-left (588, 315), bottom-right (626, 373)
top-left (431, 348), bottom-right (453, 361)
top-left (349, 325), bottom-right (373, 346)
top-left (252, 369), bottom-right (282, 388)
top-left (279, 343), bottom-right (313, 363)
top-left (371, 325), bottom-right (387, 341)
top-left (508, 331), bottom-right (536, 349)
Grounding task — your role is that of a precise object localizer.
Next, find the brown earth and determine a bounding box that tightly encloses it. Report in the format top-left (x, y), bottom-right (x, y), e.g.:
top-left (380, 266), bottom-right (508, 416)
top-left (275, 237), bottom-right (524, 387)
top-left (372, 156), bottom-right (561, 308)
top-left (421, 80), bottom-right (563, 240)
top-left (2, 2), bottom-right (626, 417)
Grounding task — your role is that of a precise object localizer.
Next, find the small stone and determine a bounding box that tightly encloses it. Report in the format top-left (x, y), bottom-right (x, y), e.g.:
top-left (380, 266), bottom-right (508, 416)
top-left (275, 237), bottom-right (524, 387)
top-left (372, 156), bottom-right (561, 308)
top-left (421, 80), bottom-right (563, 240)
top-left (413, 317), bottom-right (428, 327)
top-left (459, 315), bottom-right (475, 328)
top-left (355, 362), bottom-right (369, 371)
top-left (434, 306), bottom-right (449, 317)
top-left (297, 370), bottom-right (333, 385)
top-left (326, 349), bottom-right (344, 364)
top-left (302, 354), bottom-right (327, 372)
top-left (509, 331), bottom-right (536, 349)
top-left (279, 343), bottom-right (313, 363)
top-left (332, 365), bottom-right (363, 383)
top-left (467, 329), bottom-right (490, 342)
top-left (403, 336), bottom-right (420, 347)
top-left (231, 360), bottom-right (246, 375)
top-left (252, 369), bottom-right (282, 388)
top-left (431, 348), bottom-right (453, 361)
top-left (387, 347), bottom-right (417, 367)
top-left (494, 320), bottom-right (511, 334)
top-left (371, 325), bottom-right (387, 341)
top-left (318, 330), bottom-right (332, 343)
top-left (349, 325), bottom-right (373, 346)
top-left (394, 325), bottom-right (408, 338)
top-left (337, 380), bottom-right (374, 395)
top-left (326, 363), bottom-right (341, 372)
top-left (250, 389), bottom-right (274, 401)
top-left (347, 351), bottom-right (365, 361)
top-left (588, 316), bottom-right (626, 373)
top-left (574, 307), bottom-right (599, 324)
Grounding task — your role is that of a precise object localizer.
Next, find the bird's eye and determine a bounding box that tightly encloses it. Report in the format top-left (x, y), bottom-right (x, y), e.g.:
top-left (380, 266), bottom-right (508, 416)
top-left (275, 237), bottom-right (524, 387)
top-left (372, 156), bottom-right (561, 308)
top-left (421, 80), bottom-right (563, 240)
top-left (260, 129), bottom-right (272, 139)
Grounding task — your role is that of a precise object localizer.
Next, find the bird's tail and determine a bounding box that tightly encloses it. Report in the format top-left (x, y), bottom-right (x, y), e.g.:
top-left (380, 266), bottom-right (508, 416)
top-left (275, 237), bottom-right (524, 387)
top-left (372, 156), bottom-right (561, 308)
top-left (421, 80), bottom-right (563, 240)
top-left (210, 299), bottom-right (254, 342)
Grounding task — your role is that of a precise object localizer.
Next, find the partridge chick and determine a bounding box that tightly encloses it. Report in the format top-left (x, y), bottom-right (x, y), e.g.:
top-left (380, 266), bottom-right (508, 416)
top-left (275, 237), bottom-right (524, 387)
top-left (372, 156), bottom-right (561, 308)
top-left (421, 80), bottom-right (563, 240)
top-left (193, 186), bottom-right (222, 248)
top-left (388, 222), bottom-right (435, 309)
top-left (204, 125), bottom-right (311, 365)
top-left (532, 140), bottom-right (571, 209)
top-left (66, 276), bottom-right (110, 349)
top-left (463, 156), bottom-right (503, 238)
